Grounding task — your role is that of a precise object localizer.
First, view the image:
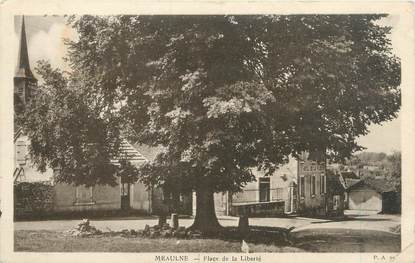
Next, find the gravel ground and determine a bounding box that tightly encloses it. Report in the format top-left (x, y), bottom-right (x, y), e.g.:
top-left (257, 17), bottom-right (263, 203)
top-left (13, 212), bottom-right (401, 253)
top-left (14, 211), bottom-right (400, 233)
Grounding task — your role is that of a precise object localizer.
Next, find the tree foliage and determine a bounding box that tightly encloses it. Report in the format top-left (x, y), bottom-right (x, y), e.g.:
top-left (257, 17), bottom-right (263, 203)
top-left (25, 15), bottom-right (400, 197)
top-left (344, 151), bottom-right (401, 192)
top-left (384, 151), bottom-right (401, 192)
top-left (23, 61), bottom-right (123, 186)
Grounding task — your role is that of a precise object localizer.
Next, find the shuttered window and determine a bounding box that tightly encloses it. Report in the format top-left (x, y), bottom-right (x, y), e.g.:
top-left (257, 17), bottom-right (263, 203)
top-left (320, 174), bottom-right (326, 194)
top-left (16, 141), bottom-right (26, 165)
top-left (75, 185), bottom-right (94, 204)
top-left (300, 176), bottom-right (305, 198)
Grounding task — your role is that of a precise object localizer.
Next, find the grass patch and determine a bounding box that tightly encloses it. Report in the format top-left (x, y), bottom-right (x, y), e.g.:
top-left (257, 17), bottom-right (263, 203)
top-left (15, 225), bottom-right (401, 253)
top-left (14, 230), bottom-right (305, 253)
top-left (292, 228), bottom-right (401, 253)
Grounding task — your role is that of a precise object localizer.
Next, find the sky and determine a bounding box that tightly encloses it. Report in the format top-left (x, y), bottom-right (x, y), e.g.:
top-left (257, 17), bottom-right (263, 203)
top-left (14, 15), bottom-right (401, 154)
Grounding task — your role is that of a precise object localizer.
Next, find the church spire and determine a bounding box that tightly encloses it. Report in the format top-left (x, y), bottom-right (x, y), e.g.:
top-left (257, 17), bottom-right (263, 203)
top-left (14, 15), bottom-right (37, 107)
top-left (15, 16), bottom-right (34, 79)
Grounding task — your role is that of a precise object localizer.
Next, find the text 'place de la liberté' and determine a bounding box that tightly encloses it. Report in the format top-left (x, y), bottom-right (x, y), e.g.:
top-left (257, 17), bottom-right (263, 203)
top-left (154, 255), bottom-right (262, 262)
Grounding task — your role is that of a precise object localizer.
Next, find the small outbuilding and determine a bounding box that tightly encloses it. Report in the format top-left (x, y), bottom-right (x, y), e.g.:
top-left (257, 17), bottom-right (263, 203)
top-left (346, 177), bottom-right (398, 214)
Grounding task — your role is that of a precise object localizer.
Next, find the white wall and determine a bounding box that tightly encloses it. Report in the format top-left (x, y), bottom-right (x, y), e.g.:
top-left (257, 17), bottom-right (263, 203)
top-left (348, 187), bottom-right (382, 212)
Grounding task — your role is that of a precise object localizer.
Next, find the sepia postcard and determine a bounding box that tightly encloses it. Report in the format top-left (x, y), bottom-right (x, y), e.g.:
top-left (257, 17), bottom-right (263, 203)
top-left (0, 1), bottom-right (414, 263)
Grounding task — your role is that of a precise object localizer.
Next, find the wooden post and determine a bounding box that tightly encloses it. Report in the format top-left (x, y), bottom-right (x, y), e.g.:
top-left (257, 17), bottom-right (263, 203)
top-left (158, 215), bottom-right (166, 226)
top-left (171, 213), bottom-right (179, 229)
top-left (238, 215), bottom-right (249, 234)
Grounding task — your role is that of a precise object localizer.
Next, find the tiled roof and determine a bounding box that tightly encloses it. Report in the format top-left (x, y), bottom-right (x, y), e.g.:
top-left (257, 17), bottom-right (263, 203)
top-left (347, 177), bottom-right (396, 193)
top-left (132, 144), bottom-right (164, 162)
top-left (110, 140), bottom-right (148, 165)
top-left (344, 178), bottom-right (361, 188)
top-left (340, 171), bottom-right (359, 179)
top-left (14, 136), bottom-right (153, 183)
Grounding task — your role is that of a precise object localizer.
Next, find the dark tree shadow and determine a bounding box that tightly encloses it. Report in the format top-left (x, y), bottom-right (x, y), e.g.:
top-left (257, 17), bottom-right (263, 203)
top-left (202, 226), bottom-right (294, 247)
top-left (310, 217), bottom-right (390, 224)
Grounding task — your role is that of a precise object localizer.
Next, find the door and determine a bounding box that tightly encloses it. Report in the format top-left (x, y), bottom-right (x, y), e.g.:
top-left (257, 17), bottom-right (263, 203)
top-left (121, 182), bottom-right (130, 210)
top-left (333, 195), bottom-right (341, 210)
top-left (259, 177), bottom-right (270, 202)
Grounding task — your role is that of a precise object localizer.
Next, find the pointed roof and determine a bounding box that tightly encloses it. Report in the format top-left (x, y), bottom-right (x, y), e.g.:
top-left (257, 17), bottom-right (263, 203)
top-left (110, 139), bottom-right (149, 166)
top-left (15, 16), bottom-right (35, 79)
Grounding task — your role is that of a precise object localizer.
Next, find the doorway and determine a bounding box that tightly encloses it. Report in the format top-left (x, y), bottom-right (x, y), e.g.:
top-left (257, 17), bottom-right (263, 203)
top-left (259, 177), bottom-right (270, 202)
top-left (121, 182), bottom-right (131, 210)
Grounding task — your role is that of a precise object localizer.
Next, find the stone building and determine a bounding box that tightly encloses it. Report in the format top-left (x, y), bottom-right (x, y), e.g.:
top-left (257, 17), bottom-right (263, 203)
top-left (297, 151), bottom-right (345, 217)
top-left (207, 158), bottom-right (298, 217)
top-left (207, 151), bottom-right (345, 218)
top-left (346, 177), bottom-right (398, 214)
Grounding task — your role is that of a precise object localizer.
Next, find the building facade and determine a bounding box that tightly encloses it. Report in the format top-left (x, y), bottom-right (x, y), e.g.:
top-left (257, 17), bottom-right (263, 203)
top-left (206, 151), bottom-right (345, 218)
top-left (194, 159), bottom-right (297, 217)
top-left (15, 135), bottom-right (154, 216)
top-left (230, 157), bottom-right (297, 215)
top-left (297, 151), bottom-right (327, 215)
top-left (297, 151), bottom-right (345, 217)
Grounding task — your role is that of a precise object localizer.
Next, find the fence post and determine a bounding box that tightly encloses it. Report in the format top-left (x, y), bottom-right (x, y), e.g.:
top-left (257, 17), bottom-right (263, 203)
top-left (171, 213), bottom-right (179, 229)
top-left (158, 215), bottom-right (166, 226)
top-left (238, 215), bottom-right (249, 235)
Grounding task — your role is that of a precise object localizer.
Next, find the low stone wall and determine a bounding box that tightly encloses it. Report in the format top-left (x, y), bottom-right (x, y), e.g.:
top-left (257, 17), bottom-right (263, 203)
top-left (230, 201), bottom-right (285, 217)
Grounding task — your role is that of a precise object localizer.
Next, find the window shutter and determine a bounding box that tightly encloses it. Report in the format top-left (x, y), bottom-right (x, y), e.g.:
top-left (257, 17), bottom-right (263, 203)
top-left (76, 186), bottom-right (93, 204)
top-left (16, 141), bottom-right (26, 165)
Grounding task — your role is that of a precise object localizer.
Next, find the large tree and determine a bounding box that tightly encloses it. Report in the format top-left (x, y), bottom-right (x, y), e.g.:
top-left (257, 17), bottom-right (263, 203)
top-left (24, 15), bottom-right (400, 234)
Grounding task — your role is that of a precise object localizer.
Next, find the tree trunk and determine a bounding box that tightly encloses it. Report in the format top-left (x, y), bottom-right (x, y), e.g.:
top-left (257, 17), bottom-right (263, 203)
top-left (188, 187), bottom-right (224, 235)
top-left (172, 192), bottom-right (181, 213)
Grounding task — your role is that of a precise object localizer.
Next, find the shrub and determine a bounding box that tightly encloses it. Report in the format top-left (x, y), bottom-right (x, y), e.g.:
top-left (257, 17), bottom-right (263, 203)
top-left (14, 182), bottom-right (54, 218)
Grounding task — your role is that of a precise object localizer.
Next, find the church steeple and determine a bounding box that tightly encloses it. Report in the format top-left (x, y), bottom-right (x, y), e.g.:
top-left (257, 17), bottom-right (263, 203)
top-left (15, 16), bottom-right (34, 79)
top-left (14, 16), bottom-right (37, 106)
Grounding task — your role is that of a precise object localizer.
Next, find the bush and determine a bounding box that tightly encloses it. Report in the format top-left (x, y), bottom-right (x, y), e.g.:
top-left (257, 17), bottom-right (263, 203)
top-left (14, 182), bottom-right (54, 218)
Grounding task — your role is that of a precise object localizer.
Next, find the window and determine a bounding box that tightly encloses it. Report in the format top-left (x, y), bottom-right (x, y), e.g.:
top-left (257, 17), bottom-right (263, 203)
top-left (75, 185), bottom-right (94, 205)
top-left (259, 177), bottom-right (270, 202)
top-left (311, 175), bottom-right (316, 196)
top-left (16, 141), bottom-right (26, 165)
top-left (121, 183), bottom-right (129, 197)
top-left (221, 193), bottom-right (227, 208)
top-left (18, 84), bottom-right (24, 96)
top-left (300, 176), bottom-right (305, 198)
top-left (161, 188), bottom-right (172, 202)
top-left (333, 195), bottom-right (340, 210)
top-left (320, 174), bottom-right (326, 194)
